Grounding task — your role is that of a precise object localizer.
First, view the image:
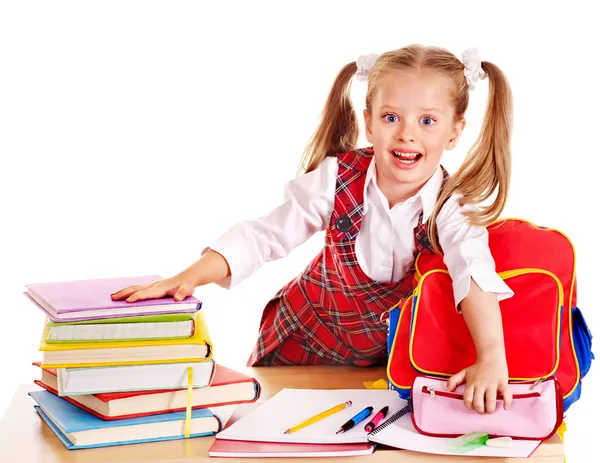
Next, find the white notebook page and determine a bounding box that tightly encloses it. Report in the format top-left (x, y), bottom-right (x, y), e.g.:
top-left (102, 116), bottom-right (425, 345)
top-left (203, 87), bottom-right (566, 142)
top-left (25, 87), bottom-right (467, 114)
top-left (216, 388), bottom-right (405, 444)
top-left (368, 411), bottom-right (542, 457)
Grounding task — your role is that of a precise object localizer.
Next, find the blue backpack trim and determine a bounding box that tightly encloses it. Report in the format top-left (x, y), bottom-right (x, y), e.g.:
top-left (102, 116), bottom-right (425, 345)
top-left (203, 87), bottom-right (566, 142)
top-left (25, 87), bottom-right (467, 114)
top-left (387, 306), bottom-right (411, 399)
top-left (563, 306), bottom-right (594, 411)
top-left (572, 306), bottom-right (594, 378)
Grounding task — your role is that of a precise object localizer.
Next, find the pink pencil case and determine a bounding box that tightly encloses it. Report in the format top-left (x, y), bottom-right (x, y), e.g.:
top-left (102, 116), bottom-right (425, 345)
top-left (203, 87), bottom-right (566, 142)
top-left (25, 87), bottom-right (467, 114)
top-left (411, 376), bottom-right (563, 440)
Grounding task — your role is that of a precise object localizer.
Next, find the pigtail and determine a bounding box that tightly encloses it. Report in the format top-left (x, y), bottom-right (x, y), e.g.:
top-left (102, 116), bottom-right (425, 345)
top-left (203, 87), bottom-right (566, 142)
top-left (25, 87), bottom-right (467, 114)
top-left (428, 61), bottom-right (513, 253)
top-left (299, 62), bottom-right (359, 174)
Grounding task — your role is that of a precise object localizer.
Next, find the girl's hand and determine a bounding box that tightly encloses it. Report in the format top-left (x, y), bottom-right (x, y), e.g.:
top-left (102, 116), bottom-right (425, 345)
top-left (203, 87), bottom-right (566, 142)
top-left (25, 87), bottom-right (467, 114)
top-left (446, 353), bottom-right (512, 414)
top-left (110, 277), bottom-right (195, 303)
top-left (110, 250), bottom-right (230, 303)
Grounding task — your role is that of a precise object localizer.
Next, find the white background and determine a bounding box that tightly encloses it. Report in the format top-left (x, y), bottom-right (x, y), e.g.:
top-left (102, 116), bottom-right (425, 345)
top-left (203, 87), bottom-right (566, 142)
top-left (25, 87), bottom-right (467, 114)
top-left (1, 1), bottom-right (598, 461)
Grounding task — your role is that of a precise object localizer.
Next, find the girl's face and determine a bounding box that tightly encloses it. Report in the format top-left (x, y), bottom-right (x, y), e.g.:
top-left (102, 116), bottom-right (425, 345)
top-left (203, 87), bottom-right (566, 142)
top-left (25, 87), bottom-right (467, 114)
top-left (364, 70), bottom-right (465, 194)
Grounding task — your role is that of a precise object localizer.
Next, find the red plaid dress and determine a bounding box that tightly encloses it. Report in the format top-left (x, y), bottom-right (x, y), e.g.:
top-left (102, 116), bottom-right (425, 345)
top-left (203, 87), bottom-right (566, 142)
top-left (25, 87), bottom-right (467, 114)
top-left (247, 147), bottom-right (441, 366)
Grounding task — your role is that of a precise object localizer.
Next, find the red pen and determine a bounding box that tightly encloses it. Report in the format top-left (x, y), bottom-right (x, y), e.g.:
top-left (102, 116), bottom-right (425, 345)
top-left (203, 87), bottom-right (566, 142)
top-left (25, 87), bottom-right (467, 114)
top-left (364, 406), bottom-right (389, 432)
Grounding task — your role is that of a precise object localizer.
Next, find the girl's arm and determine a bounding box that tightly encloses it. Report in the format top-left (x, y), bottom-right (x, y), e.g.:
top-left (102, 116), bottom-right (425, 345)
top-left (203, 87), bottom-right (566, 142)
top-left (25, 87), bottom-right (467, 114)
top-left (436, 194), bottom-right (514, 414)
top-left (112, 156), bottom-right (338, 302)
top-left (446, 279), bottom-right (513, 414)
top-left (111, 249), bottom-right (231, 303)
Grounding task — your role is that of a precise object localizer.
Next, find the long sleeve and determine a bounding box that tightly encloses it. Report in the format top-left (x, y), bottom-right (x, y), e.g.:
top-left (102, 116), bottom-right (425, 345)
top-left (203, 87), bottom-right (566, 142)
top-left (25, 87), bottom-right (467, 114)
top-left (205, 156), bottom-right (338, 289)
top-left (437, 194), bottom-right (514, 308)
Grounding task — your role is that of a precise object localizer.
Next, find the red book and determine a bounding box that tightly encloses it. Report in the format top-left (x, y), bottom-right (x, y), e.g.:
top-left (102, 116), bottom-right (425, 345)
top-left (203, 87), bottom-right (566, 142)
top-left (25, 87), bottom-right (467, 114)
top-left (33, 362), bottom-right (260, 420)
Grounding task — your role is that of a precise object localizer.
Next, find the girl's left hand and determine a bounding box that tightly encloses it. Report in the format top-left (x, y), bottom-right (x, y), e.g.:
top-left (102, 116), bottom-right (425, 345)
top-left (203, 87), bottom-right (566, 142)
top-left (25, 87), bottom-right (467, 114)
top-left (446, 353), bottom-right (512, 414)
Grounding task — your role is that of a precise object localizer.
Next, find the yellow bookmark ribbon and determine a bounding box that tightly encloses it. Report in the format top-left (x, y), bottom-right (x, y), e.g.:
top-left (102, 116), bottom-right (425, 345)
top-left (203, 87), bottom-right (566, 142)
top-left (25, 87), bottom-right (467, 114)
top-left (185, 366), bottom-right (193, 438)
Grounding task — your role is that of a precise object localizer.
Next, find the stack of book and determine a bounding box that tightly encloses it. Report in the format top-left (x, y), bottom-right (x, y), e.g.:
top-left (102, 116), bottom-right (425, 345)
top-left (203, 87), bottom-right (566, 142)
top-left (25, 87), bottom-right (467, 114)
top-left (24, 275), bottom-right (261, 449)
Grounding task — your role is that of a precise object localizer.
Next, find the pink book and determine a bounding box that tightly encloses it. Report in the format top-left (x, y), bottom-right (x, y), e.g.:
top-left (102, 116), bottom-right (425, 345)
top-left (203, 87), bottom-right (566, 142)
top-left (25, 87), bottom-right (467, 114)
top-left (208, 440), bottom-right (375, 458)
top-left (209, 410), bottom-right (374, 458)
top-left (25, 275), bottom-right (201, 322)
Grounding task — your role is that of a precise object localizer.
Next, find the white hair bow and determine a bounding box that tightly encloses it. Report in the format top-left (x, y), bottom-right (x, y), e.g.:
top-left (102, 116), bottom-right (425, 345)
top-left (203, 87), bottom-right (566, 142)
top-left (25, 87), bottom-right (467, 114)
top-left (355, 48), bottom-right (486, 90)
top-left (355, 53), bottom-right (380, 81)
top-left (462, 48), bottom-right (487, 90)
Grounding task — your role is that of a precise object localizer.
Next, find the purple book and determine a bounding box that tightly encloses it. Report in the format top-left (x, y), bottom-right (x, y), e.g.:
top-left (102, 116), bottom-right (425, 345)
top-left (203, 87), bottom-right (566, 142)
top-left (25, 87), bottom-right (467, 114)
top-left (24, 275), bottom-right (201, 322)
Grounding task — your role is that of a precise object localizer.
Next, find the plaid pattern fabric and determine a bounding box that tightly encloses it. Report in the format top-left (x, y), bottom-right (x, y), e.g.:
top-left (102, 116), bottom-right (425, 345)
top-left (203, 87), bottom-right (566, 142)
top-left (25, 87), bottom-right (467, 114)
top-left (247, 148), bottom-right (444, 366)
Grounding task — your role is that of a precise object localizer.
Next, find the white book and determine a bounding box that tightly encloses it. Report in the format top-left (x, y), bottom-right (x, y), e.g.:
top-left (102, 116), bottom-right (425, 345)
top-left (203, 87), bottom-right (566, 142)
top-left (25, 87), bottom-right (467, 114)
top-left (56, 361), bottom-right (215, 396)
top-left (35, 364), bottom-right (259, 419)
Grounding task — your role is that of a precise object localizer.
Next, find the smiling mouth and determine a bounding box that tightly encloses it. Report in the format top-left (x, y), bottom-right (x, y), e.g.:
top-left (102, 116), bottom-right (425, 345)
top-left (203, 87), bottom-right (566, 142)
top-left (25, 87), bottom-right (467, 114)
top-left (392, 151), bottom-right (423, 164)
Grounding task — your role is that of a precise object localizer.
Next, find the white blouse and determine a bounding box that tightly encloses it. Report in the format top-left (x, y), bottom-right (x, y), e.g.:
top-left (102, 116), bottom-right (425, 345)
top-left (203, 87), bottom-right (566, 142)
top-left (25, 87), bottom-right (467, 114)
top-left (207, 155), bottom-right (513, 307)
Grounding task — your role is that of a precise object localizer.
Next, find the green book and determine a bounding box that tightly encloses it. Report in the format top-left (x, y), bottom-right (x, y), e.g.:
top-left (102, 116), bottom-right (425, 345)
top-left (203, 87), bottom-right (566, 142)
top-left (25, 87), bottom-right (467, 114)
top-left (45, 313), bottom-right (196, 343)
top-left (47, 313), bottom-right (194, 327)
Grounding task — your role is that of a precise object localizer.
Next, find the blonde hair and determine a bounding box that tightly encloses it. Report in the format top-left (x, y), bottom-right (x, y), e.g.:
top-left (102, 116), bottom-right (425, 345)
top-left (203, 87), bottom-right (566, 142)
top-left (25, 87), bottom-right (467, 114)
top-left (299, 44), bottom-right (513, 253)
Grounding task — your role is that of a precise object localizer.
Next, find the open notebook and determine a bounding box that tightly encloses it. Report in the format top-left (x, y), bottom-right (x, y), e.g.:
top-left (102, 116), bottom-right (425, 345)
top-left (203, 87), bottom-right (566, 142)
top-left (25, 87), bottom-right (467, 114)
top-left (216, 388), bottom-right (542, 458)
top-left (216, 388), bottom-right (403, 444)
top-left (367, 404), bottom-right (542, 458)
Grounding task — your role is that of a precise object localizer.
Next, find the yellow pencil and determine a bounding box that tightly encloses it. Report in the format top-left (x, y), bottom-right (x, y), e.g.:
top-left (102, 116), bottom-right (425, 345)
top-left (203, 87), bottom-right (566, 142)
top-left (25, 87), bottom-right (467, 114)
top-left (283, 401), bottom-right (352, 434)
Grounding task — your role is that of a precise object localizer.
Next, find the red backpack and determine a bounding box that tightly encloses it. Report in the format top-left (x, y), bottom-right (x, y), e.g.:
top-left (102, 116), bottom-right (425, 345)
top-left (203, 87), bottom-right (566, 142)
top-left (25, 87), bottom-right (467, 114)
top-left (386, 218), bottom-right (594, 411)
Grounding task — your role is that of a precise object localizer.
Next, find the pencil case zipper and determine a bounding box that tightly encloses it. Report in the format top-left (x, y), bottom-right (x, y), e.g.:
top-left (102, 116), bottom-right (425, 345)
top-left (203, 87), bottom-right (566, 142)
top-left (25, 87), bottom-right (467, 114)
top-left (421, 386), bottom-right (541, 400)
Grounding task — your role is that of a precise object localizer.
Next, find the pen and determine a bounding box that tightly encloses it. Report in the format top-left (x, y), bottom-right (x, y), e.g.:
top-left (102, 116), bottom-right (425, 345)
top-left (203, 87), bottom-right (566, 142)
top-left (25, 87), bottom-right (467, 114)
top-left (336, 406), bottom-right (373, 434)
top-left (364, 406), bottom-right (389, 432)
top-left (284, 401), bottom-right (352, 434)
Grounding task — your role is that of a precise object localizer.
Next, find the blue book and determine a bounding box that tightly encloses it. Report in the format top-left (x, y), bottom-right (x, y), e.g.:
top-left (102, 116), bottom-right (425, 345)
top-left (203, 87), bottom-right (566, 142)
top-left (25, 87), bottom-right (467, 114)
top-left (29, 390), bottom-right (222, 449)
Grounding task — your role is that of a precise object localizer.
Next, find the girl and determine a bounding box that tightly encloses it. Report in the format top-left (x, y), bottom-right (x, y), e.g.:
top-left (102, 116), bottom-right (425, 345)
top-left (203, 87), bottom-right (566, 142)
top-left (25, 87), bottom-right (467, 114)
top-left (112, 44), bottom-right (515, 414)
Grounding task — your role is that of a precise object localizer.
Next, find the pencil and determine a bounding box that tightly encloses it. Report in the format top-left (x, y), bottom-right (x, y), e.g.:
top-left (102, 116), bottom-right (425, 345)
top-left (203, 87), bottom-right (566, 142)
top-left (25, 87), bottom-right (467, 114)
top-left (283, 400), bottom-right (352, 434)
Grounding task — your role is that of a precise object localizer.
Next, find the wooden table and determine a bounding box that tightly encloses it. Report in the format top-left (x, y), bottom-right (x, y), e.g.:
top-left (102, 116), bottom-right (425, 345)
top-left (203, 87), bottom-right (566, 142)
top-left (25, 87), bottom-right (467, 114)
top-left (0, 366), bottom-right (564, 462)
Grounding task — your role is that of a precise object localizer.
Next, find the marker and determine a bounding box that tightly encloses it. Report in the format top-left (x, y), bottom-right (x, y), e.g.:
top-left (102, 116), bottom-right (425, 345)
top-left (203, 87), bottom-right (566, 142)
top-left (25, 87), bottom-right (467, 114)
top-left (336, 406), bottom-right (373, 434)
top-left (449, 432), bottom-right (489, 453)
top-left (486, 437), bottom-right (513, 448)
top-left (284, 401), bottom-right (352, 434)
top-left (364, 406), bottom-right (389, 432)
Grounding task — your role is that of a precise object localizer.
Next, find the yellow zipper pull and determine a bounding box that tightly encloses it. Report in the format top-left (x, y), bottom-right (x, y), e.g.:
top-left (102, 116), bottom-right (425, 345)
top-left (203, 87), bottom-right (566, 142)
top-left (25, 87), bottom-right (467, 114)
top-left (426, 387), bottom-right (436, 398)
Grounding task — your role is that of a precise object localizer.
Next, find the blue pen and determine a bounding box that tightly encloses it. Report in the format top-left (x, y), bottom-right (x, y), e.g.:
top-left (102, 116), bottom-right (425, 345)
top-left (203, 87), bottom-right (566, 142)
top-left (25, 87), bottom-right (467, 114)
top-left (335, 406), bottom-right (373, 434)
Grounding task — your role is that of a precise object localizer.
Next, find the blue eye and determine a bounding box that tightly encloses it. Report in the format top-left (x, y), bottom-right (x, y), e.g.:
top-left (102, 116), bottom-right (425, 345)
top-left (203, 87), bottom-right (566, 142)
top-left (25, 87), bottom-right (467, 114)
top-left (382, 113), bottom-right (437, 126)
top-left (420, 116), bottom-right (436, 126)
